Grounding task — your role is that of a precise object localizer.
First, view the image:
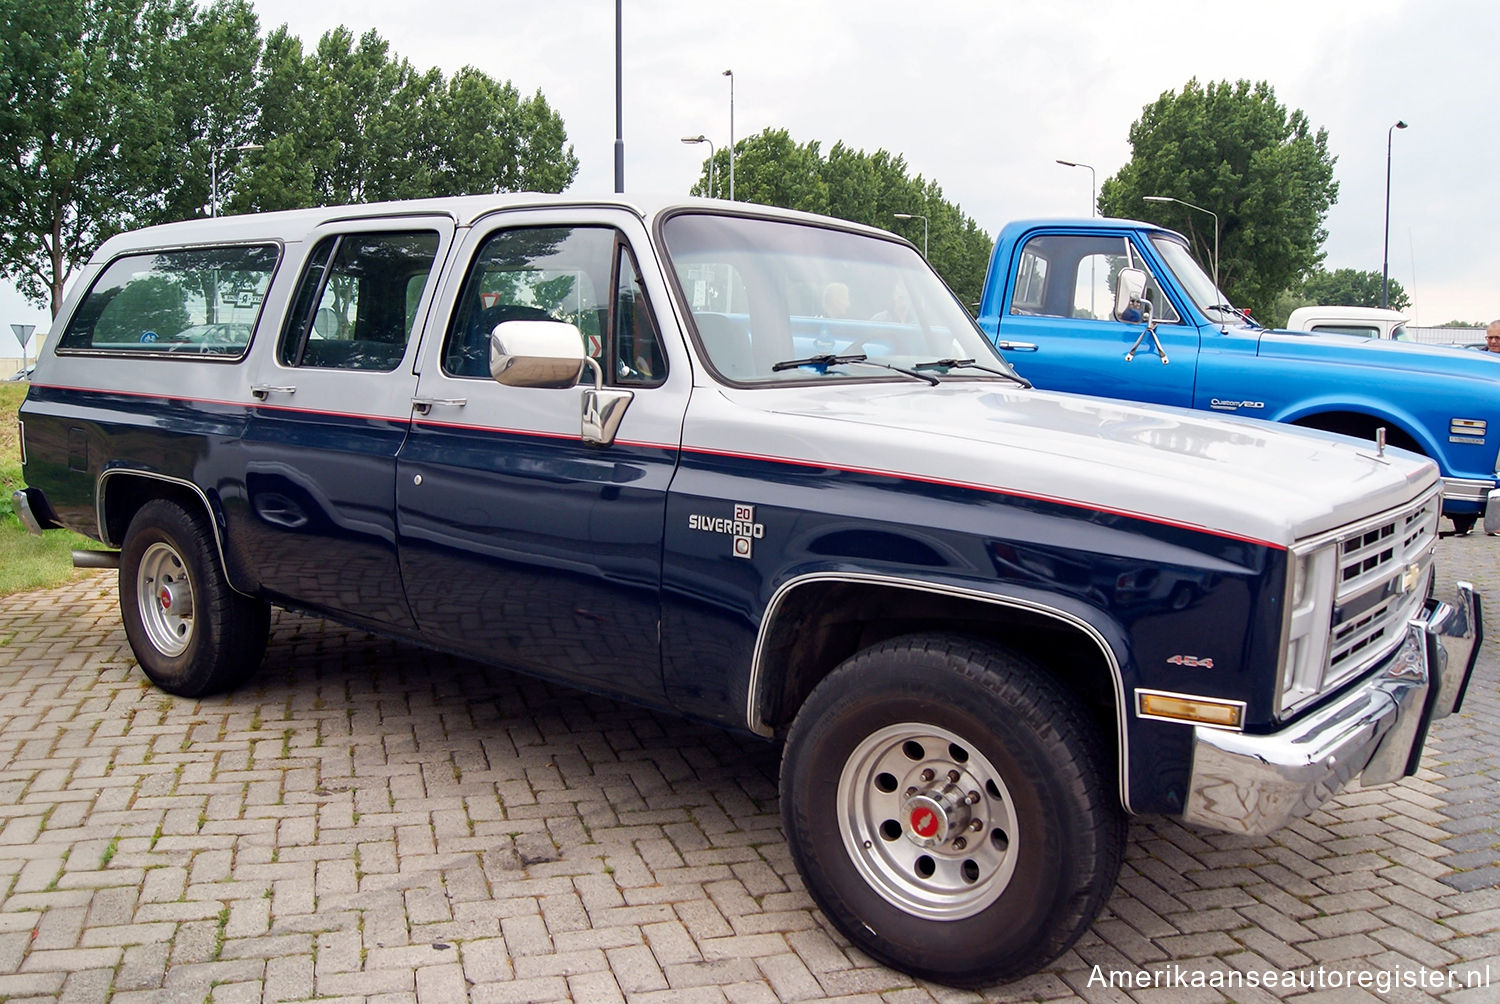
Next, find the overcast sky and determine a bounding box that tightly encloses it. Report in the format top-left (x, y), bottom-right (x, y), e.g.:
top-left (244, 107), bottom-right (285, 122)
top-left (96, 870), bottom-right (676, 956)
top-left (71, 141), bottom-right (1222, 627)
top-left (4, 0), bottom-right (1494, 359)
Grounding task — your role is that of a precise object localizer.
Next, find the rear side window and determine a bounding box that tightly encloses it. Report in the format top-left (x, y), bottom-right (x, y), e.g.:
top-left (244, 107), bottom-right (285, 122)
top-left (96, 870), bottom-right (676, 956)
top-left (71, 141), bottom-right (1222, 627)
top-left (59, 244), bottom-right (278, 357)
top-left (279, 231), bottom-right (441, 371)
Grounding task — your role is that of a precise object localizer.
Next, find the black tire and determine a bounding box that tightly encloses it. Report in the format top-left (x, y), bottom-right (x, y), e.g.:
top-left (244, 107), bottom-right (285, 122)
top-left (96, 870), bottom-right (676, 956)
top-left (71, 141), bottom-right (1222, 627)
top-left (119, 499), bottom-right (270, 697)
top-left (1450, 514), bottom-right (1478, 536)
top-left (780, 633), bottom-right (1124, 987)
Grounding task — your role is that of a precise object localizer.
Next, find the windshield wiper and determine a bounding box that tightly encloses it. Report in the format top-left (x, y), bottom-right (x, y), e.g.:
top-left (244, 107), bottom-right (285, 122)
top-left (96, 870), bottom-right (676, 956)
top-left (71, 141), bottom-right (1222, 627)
top-left (913, 358), bottom-right (1032, 388)
top-left (771, 353), bottom-right (939, 386)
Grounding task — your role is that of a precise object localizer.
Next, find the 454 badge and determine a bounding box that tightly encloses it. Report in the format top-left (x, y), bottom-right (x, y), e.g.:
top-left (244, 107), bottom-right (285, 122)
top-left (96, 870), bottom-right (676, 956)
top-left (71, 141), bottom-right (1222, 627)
top-left (688, 503), bottom-right (766, 558)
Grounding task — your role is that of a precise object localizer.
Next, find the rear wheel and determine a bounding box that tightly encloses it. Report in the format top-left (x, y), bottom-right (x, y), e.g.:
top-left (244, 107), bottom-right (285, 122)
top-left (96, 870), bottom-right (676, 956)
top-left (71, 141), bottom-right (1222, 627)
top-left (119, 499), bottom-right (269, 697)
top-left (781, 634), bottom-right (1124, 987)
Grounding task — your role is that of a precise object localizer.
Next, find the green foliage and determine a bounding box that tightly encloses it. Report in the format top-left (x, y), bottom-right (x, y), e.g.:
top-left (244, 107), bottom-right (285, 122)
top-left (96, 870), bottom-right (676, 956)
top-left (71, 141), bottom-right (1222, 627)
top-left (239, 27), bottom-right (577, 213)
top-left (1298, 268), bottom-right (1409, 311)
top-left (1099, 79), bottom-right (1339, 317)
top-left (94, 276), bottom-right (190, 341)
top-left (0, 5), bottom-right (578, 316)
top-left (1443, 319), bottom-right (1488, 328)
top-left (689, 129), bottom-right (994, 310)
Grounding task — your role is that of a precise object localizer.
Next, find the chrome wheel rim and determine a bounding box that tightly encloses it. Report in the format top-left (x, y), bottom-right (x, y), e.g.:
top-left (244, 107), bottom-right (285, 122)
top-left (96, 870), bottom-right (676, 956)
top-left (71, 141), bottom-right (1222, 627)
top-left (137, 541), bottom-right (194, 658)
top-left (837, 722), bottom-right (1019, 920)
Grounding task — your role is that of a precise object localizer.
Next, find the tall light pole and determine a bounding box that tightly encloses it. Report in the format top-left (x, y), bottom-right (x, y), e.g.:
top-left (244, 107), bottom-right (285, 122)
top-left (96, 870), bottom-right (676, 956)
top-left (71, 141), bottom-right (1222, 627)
top-left (681, 136), bottom-right (716, 197)
top-left (614, 0), bottom-right (625, 193)
top-left (893, 213), bottom-right (928, 259)
top-left (1144, 195), bottom-right (1220, 299)
top-left (722, 69), bottom-right (735, 200)
top-left (210, 143), bottom-right (263, 218)
top-left (1055, 159), bottom-right (1096, 217)
top-left (1383, 119), bottom-right (1407, 309)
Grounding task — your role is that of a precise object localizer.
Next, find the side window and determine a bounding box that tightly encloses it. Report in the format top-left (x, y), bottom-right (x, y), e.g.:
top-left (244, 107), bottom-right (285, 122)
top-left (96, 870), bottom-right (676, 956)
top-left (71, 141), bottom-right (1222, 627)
top-left (1011, 234), bottom-right (1178, 323)
top-left (279, 231), bottom-right (440, 371)
top-left (444, 226), bottom-right (665, 387)
top-left (59, 244), bottom-right (278, 357)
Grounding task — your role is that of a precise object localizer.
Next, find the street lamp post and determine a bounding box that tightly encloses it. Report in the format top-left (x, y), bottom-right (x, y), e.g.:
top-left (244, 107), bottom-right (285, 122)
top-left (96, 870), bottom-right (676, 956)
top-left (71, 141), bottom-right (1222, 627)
top-left (614, 0), bottom-right (624, 193)
top-left (1383, 119), bottom-right (1408, 309)
top-left (1055, 159), bottom-right (1096, 217)
top-left (210, 142), bottom-right (263, 218)
top-left (681, 136), bottom-right (716, 197)
top-left (893, 213), bottom-right (928, 259)
top-left (1144, 194), bottom-right (1220, 299)
top-left (722, 69), bottom-right (734, 200)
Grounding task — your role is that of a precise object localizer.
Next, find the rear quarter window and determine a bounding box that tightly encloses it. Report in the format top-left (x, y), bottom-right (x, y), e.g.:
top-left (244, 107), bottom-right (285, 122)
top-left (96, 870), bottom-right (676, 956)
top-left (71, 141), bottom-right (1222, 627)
top-left (58, 244), bottom-right (279, 359)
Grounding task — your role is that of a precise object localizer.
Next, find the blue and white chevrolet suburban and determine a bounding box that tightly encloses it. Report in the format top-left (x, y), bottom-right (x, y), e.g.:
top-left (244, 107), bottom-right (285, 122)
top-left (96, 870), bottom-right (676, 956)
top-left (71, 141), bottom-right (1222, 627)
top-left (13, 195), bottom-right (1481, 986)
top-left (977, 218), bottom-right (1500, 534)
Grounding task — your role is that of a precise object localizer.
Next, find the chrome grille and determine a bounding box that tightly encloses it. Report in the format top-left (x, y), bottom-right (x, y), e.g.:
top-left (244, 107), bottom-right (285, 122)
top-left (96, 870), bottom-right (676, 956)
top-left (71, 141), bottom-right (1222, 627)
top-left (1325, 490), bottom-right (1440, 687)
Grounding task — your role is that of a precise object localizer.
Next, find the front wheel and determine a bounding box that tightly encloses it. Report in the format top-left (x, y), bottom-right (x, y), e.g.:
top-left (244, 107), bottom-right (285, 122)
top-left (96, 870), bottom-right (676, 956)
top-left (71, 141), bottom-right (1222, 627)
top-left (119, 499), bottom-right (270, 697)
top-left (780, 634), bottom-right (1124, 987)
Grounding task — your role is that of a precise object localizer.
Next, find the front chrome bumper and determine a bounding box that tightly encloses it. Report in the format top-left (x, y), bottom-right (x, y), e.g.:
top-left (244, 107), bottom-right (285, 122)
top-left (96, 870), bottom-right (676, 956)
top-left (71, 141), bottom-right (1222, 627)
top-left (1183, 583), bottom-right (1481, 836)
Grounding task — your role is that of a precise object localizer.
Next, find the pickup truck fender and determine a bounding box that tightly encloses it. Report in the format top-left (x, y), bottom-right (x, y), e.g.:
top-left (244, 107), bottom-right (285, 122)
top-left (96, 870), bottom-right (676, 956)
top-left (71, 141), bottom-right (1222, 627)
top-left (1268, 396), bottom-right (1436, 457)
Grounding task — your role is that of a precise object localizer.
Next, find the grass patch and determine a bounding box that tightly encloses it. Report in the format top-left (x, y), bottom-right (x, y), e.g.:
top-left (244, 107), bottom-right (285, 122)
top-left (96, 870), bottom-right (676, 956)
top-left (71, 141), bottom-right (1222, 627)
top-left (0, 383), bottom-right (108, 597)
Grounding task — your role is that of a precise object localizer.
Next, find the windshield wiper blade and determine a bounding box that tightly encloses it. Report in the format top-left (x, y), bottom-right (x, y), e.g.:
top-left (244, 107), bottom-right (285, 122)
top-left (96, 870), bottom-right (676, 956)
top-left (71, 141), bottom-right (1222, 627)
top-left (913, 357), bottom-right (1032, 388)
top-left (771, 352), bottom-right (939, 386)
top-left (771, 352), bottom-right (867, 371)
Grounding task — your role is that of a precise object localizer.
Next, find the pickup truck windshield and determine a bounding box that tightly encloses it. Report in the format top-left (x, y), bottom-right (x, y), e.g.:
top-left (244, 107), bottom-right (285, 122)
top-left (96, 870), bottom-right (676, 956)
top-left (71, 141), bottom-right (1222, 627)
top-left (662, 212), bottom-right (1014, 384)
top-left (1151, 236), bottom-right (1242, 324)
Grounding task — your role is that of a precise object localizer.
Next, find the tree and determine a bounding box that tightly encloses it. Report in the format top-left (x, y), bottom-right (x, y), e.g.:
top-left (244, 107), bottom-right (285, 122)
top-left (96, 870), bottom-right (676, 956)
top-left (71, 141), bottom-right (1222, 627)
top-left (689, 129), bottom-right (994, 310)
top-left (1297, 267), bottom-right (1409, 311)
top-left (1, 7), bottom-right (579, 316)
top-left (238, 27), bottom-right (577, 214)
top-left (0, 0), bottom-right (260, 316)
top-left (1098, 79), bottom-right (1338, 316)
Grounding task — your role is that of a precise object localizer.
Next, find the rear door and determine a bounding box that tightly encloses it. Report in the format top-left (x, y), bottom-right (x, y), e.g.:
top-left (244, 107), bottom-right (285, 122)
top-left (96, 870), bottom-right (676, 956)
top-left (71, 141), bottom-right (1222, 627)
top-left (240, 215), bottom-right (453, 631)
top-left (395, 206), bottom-right (687, 703)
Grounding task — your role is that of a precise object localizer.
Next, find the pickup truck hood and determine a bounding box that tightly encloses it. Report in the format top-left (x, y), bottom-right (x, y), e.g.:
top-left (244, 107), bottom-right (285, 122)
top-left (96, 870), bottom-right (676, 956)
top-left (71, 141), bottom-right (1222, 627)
top-left (701, 382), bottom-right (1437, 547)
top-left (1258, 327), bottom-right (1500, 376)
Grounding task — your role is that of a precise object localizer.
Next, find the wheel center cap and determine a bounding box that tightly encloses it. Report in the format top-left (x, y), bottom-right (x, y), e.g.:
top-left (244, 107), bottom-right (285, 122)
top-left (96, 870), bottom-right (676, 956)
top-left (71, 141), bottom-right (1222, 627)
top-left (903, 794), bottom-right (951, 847)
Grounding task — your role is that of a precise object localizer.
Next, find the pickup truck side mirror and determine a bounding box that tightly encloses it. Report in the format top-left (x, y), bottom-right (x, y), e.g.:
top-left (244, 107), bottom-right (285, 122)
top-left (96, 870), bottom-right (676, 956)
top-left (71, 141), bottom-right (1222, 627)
top-left (488, 319), bottom-right (634, 446)
top-left (1112, 267), bottom-right (1150, 323)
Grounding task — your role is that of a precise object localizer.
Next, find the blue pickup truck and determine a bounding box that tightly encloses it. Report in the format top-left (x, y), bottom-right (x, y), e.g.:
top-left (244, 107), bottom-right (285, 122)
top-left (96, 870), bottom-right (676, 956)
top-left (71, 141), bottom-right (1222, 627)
top-left (976, 218), bottom-right (1500, 534)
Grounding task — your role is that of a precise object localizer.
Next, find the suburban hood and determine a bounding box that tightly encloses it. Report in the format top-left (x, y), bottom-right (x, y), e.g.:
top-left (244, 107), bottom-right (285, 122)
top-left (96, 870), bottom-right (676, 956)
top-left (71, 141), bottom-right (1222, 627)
top-left (691, 381), bottom-right (1438, 547)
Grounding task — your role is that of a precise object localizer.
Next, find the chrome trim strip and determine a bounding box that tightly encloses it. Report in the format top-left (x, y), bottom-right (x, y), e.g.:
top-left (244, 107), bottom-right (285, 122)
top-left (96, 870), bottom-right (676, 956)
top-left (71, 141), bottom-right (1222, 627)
top-left (1440, 476), bottom-right (1496, 504)
top-left (94, 470), bottom-right (244, 595)
top-left (1134, 687), bottom-right (1246, 732)
top-left (746, 571), bottom-right (1133, 810)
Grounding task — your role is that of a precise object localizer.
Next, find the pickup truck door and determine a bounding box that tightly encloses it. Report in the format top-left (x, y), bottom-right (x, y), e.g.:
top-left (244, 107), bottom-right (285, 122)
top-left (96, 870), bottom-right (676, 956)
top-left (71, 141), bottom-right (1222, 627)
top-left (239, 215), bottom-right (455, 632)
top-left (395, 208), bottom-right (686, 704)
top-left (990, 230), bottom-right (1200, 408)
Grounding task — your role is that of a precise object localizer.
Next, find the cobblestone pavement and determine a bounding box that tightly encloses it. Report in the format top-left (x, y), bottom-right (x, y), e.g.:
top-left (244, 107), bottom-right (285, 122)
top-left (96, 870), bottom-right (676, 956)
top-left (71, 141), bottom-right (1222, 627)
top-left (0, 534), bottom-right (1495, 1003)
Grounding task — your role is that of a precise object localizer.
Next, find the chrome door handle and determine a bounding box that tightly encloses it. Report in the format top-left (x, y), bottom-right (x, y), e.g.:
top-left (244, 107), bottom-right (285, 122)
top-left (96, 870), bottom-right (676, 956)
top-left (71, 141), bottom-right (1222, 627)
top-left (412, 397), bottom-right (468, 415)
top-left (250, 384), bottom-right (297, 400)
top-left (994, 341), bottom-right (1038, 352)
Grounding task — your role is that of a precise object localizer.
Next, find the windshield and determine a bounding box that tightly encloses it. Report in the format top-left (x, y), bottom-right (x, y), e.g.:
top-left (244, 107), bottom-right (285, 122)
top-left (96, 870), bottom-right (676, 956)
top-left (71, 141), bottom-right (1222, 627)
top-left (661, 213), bottom-right (1017, 384)
top-left (1150, 236), bottom-right (1244, 325)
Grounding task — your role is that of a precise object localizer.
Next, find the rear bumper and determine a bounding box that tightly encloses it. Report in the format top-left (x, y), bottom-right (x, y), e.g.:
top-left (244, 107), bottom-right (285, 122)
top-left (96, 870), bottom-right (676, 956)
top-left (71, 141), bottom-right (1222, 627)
top-left (1182, 583), bottom-right (1481, 836)
top-left (11, 488), bottom-right (51, 535)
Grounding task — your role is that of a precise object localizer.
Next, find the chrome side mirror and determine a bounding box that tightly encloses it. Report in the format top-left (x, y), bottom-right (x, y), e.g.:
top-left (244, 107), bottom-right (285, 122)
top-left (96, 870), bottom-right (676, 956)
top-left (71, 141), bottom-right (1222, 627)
top-left (490, 320), bottom-right (588, 388)
top-left (488, 319), bottom-right (634, 445)
top-left (1113, 267), bottom-right (1149, 323)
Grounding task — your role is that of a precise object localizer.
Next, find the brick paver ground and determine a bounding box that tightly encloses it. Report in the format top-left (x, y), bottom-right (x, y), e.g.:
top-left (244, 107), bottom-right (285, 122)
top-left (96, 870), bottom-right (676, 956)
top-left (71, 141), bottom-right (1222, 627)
top-left (0, 532), bottom-right (1495, 1003)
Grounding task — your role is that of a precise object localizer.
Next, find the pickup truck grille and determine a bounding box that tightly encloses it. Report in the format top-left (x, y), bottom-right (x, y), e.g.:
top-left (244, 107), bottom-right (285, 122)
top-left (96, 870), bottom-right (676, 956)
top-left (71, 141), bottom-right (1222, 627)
top-left (1325, 490), bottom-right (1440, 689)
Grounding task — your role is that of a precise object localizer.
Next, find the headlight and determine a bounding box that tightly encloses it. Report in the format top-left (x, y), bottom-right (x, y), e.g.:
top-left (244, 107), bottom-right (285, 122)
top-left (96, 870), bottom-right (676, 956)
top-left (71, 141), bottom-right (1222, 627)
top-left (1278, 542), bottom-right (1337, 714)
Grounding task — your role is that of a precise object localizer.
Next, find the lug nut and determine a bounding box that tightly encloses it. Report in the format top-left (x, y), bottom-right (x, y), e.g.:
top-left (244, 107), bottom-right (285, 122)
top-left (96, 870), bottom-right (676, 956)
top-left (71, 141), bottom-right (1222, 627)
top-left (920, 768), bottom-right (935, 782)
top-left (947, 770), bottom-right (961, 783)
top-left (965, 791), bottom-right (981, 804)
top-left (905, 786), bottom-right (918, 797)
top-left (952, 837), bottom-right (967, 850)
top-left (969, 819), bottom-right (983, 832)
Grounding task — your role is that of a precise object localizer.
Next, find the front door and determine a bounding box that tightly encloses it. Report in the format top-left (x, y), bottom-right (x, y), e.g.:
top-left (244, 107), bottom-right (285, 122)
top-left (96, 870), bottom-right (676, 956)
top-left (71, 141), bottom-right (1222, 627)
top-left (396, 208), bottom-right (687, 703)
top-left (995, 230), bottom-right (1201, 408)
